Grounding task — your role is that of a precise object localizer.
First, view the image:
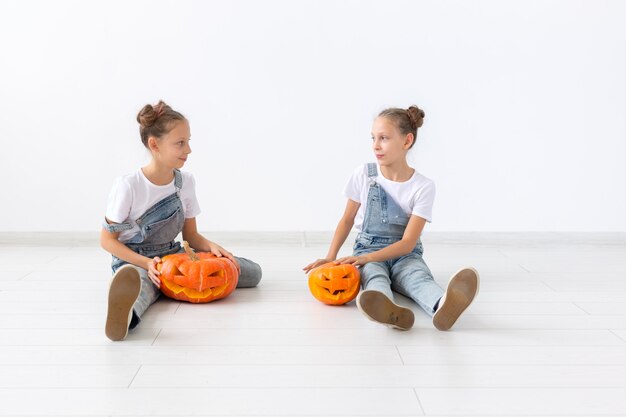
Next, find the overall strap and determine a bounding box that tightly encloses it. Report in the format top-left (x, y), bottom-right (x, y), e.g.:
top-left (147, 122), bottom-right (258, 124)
top-left (174, 169), bottom-right (183, 191)
top-left (102, 220), bottom-right (132, 233)
top-left (366, 163), bottom-right (377, 178)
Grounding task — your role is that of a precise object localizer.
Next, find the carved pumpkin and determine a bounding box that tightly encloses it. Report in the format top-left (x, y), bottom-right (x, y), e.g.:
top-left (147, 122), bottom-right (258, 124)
top-left (157, 241), bottom-right (239, 303)
top-left (308, 262), bottom-right (360, 305)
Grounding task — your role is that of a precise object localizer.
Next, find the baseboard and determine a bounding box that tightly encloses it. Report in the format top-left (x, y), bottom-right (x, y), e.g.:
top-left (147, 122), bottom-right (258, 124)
top-left (1, 231), bottom-right (625, 247)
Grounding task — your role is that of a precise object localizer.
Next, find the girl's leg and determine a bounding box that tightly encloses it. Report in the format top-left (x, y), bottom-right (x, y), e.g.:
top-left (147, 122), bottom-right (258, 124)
top-left (234, 256), bottom-right (262, 288)
top-left (390, 253), bottom-right (444, 317)
top-left (360, 261), bottom-right (394, 299)
top-left (357, 261), bottom-right (415, 330)
top-left (130, 266), bottom-right (161, 327)
top-left (391, 254), bottom-right (479, 330)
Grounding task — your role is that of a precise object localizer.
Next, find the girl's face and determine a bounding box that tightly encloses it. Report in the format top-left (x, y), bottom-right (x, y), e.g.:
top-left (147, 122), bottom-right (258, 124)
top-left (149, 120), bottom-right (192, 169)
top-left (371, 116), bottom-right (413, 166)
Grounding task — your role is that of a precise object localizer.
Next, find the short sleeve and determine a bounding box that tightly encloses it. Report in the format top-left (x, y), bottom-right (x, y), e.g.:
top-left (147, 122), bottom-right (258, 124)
top-left (343, 165), bottom-right (365, 203)
top-left (183, 173), bottom-right (202, 218)
top-left (411, 180), bottom-right (436, 223)
top-left (105, 178), bottom-right (132, 224)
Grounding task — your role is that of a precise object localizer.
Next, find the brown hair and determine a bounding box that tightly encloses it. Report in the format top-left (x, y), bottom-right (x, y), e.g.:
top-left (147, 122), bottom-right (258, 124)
top-left (378, 105), bottom-right (425, 149)
top-left (136, 100), bottom-right (186, 148)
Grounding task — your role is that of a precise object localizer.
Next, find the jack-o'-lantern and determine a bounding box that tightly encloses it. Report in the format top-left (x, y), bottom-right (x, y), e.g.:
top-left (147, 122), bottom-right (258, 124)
top-left (157, 241), bottom-right (239, 303)
top-left (308, 262), bottom-right (360, 305)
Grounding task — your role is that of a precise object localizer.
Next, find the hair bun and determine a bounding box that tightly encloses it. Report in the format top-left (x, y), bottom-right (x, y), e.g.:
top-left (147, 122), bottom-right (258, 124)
top-left (407, 106), bottom-right (425, 128)
top-left (136, 101), bottom-right (167, 128)
top-left (137, 104), bottom-right (158, 128)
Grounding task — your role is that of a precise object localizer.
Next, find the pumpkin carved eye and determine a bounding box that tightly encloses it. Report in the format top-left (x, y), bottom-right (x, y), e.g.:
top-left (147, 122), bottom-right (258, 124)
top-left (157, 241), bottom-right (239, 303)
top-left (308, 263), bottom-right (360, 305)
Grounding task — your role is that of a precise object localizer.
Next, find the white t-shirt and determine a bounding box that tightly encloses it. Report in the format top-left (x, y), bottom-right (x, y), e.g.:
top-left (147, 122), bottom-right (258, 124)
top-left (105, 169), bottom-right (201, 242)
top-left (343, 163), bottom-right (436, 232)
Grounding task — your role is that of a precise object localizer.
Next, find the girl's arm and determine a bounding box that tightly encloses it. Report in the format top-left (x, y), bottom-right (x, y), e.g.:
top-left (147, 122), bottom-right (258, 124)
top-left (100, 224), bottom-right (162, 286)
top-left (182, 217), bottom-right (240, 272)
top-left (303, 199), bottom-right (360, 273)
top-left (335, 214), bottom-right (427, 266)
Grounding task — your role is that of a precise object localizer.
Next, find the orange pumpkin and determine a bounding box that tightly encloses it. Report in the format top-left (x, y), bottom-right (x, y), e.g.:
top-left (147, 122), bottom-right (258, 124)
top-left (308, 262), bottom-right (360, 305)
top-left (157, 241), bottom-right (239, 303)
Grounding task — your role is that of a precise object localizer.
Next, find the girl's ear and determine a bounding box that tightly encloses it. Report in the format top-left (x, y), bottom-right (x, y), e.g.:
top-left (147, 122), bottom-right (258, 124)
top-left (147, 136), bottom-right (159, 153)
top-left (404, 133), bottom-right (415, 149)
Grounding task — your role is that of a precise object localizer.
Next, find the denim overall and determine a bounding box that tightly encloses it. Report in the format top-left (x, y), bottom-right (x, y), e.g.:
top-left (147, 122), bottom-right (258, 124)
top-left (104, 169), bottom-right (262, 328)
top-left (353, 163), bottom-right (443, 316)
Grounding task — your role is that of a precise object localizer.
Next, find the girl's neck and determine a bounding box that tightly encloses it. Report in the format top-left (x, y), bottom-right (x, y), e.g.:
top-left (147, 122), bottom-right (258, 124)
top-left (379, 160), bottom-right (414, 182)
top-left (141, 162), bottom-right (175, 186)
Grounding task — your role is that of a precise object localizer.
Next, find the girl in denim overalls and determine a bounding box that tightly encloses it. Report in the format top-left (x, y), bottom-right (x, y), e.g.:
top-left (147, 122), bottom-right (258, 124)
top-left (101, 101), bottom-right (262, 341)
top-left (304, 106), bottom-right (479, 331)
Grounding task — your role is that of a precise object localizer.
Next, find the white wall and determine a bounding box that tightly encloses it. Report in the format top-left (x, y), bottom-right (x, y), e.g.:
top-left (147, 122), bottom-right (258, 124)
top-left (1, 0), bottom-right (625, 232)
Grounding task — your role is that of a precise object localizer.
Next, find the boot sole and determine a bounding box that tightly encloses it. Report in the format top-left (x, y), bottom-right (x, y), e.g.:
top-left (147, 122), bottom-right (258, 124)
top-left (432, 267), bottom-right (480, 331)
top-left (105, 265), bottom-right (141, 341)
top-left (357, 290), bottom-right (415, 331)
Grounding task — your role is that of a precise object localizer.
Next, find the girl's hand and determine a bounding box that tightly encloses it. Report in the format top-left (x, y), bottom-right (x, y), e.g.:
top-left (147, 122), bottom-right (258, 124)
top-left (302, 258), bottom-right (334, 274)
top-left (147, 256), bottom-right (161, 288)
top-left (335, 255), bottom-right (370, 267)
top-left (208, 242), bottom-right (241, 273)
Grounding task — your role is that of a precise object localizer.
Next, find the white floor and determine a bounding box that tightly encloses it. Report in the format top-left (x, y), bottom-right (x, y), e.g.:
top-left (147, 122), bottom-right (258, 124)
top-left (1, 232), bottom-right (626, 416)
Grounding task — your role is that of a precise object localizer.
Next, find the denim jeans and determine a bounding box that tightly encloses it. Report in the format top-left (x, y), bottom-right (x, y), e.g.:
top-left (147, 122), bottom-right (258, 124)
top-left (353, 235), bottom-right (443, 316)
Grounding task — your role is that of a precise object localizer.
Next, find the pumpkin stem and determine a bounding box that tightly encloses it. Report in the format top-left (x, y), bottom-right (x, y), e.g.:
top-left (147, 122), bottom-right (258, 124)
top-left (182, 241), bottom-right (199, 261)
